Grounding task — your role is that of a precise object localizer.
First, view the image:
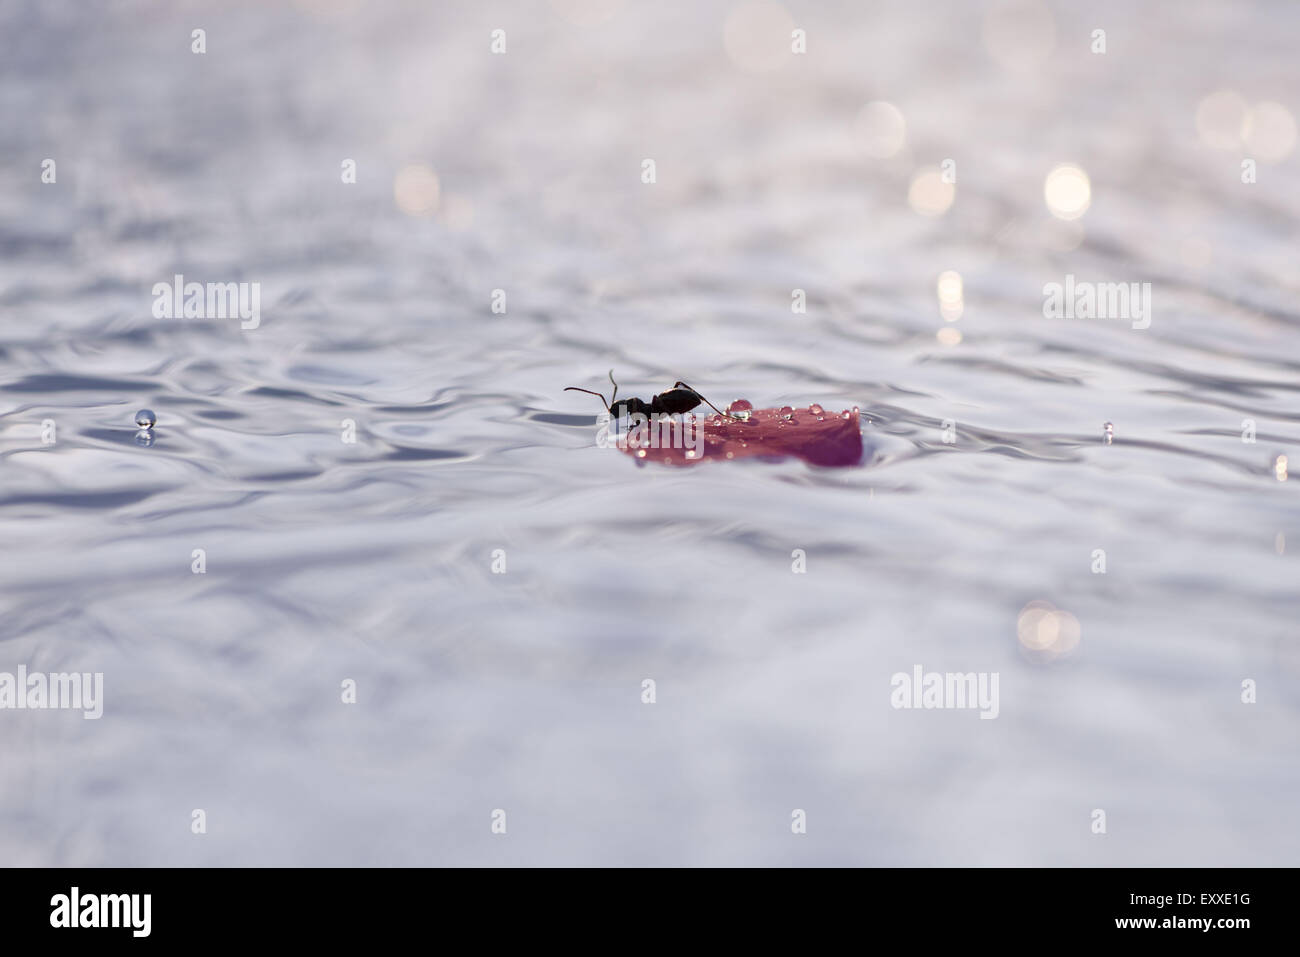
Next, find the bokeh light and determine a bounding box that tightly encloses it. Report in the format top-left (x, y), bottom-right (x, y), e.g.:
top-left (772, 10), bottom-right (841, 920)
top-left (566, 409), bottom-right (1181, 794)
top-left (1195, 90), bottom-right (1249, 150)
top-left (1044, 163), bottom-right (1091, 220)
top-left (908, 166), bottom-right (955, 216)
top-left (394, 163), bottom-right (440, 217)
top-left (936, 270), bottom-right (963, 321)
top-left (856, 101), bottom-right (906, 158)
top-left (1243, 101), bottom-right (1297, 162)
top-left (1017, 600), bottom-right (1081, 659)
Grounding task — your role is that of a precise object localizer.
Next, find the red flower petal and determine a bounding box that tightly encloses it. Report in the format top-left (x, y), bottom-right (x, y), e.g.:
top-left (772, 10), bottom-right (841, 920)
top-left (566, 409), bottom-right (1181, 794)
top-left (619, 405), bottom-right (863, 468)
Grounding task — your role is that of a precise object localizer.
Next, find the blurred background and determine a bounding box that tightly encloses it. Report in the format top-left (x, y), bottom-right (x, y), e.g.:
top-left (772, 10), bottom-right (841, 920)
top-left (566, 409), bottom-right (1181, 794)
top-left (0, 0), bottom-right (1297, 865)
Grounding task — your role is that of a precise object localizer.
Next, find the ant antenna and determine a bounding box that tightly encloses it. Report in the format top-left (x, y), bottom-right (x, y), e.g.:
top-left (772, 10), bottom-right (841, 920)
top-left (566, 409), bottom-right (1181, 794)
top-left (563, 386), bottom-right (610, 412)
top-left (674, 381), bottom-right (734, 419)
top-left (564, 369), bottom-right (625, 414)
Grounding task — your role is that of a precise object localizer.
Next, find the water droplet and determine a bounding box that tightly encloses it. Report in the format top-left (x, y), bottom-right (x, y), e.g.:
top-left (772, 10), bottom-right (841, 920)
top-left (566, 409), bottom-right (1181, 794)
top-left (809, 403), bottom-right (824, 415)
top-left (779, 405), bottom-right (794, 420)
top-left (726, 398), bottom-right (753, 421)
top-left (135, 408), bottom-right (156, 429)
top-left (841, 410), bottom-right (852, 419)
top-left (710, 415), bottom-right (723, 426)
top-left (1103, 421), bottom-right (1114, 445)
top-left (636, 449), bottom-right (647, 458)
top-left (725, 451), bottom-right (734, 459)
top-left (685, 449), bottom-right (697, 459)
top-left (1275, 453), bottom-right (1289, 481)
top-left (135, 430), bottom-right (155, 447)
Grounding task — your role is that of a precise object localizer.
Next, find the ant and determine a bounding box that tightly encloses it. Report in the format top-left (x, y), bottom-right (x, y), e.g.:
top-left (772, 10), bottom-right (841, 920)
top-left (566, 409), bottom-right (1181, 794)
top-left (565, 370), bottom-right (735, 422)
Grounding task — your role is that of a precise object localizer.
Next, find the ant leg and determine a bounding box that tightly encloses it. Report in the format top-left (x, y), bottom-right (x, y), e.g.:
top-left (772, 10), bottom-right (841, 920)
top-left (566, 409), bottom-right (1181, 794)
top-left (674, 382), bottom-right (734, 419)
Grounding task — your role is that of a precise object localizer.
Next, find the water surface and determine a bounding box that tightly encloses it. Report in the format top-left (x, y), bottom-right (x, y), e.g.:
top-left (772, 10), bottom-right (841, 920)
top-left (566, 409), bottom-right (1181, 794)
top-left (1, 0), bottom-right (1298, 866)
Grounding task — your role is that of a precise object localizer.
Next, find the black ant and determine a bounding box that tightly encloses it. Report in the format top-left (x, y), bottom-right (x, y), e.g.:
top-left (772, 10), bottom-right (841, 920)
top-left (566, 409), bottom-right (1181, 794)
top-left (565, 370), bottom-right (734, 422)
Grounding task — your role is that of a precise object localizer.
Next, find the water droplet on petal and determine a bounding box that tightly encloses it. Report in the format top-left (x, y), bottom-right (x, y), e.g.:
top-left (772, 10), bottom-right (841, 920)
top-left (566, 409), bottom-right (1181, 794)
top-left (726, 398), bottom-right (753, 421)
top-left (135, 409), bottom-right (156, 429)
top-left (636, 449), bottom-right (647, 458)
top-left (809, 403), bottom-right (824, 415)
top-left (841, 410), bottom-right (852, 419)
top-left (779, 405), bottom-right (793, 419)
top-left (685, 449), bottom-right (697, 459)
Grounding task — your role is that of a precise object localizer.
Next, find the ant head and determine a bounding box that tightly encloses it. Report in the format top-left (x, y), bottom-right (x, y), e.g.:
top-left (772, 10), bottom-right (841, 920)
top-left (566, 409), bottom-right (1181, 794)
top-left (610, 397), bottom-right (648, 421)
